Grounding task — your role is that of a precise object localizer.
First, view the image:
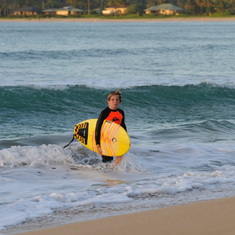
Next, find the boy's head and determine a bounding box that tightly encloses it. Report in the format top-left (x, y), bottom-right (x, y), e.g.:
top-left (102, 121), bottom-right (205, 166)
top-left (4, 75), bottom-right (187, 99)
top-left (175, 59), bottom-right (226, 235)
top-left (107, 90), bottom-right (122, 103)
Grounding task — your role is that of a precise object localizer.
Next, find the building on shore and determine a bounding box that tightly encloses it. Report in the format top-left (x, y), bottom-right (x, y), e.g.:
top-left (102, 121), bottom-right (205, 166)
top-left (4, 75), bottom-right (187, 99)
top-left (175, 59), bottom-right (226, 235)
top-left (145, 3), bottom-right (185, 15)
top-left (102, 7), bottom-right (127, 15)
top-left (43, 6), bottom-right (83, 17)
top-left (11, 7), bottom-right (42, 16)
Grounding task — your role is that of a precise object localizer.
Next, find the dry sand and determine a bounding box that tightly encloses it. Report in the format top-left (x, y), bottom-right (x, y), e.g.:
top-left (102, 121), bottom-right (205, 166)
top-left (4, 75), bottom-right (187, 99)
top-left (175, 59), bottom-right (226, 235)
top-left (0, 17), bottom-right (235, 23)
top-left (13, 196), bottom-right (235, 235)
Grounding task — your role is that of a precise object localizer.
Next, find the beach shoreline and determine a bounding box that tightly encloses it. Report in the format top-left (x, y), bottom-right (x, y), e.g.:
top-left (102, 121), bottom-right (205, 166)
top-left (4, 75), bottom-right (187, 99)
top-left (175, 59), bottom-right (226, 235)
top-left (1, 17), bottom-right (235, 23)
top-left (5, 196), bottom-right (235, 235)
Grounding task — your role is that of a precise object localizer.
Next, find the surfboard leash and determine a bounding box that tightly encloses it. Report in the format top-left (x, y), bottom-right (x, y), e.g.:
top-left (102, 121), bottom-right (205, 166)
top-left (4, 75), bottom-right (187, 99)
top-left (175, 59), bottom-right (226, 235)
top-left (63, 136), bottom-right (75, 148)
top-left (63, 124), bottom-right (78, 148)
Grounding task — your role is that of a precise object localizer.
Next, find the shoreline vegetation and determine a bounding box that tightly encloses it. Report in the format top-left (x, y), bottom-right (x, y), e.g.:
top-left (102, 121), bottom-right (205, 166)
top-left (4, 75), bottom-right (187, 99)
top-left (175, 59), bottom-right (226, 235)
top-left (1, 15), bottom-right (235, 22)
top-left (6, 196), bottom-right (235, 235)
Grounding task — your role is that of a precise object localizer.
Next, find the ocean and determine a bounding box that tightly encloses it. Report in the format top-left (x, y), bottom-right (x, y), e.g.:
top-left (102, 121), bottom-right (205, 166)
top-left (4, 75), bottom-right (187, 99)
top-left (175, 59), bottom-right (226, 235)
top-left (0, 21), bottom-right (235, 233)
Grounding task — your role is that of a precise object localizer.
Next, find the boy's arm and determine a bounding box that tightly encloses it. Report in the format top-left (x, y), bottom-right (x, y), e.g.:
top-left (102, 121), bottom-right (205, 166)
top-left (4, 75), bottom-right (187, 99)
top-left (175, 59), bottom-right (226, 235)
top-left (95, 111), bottom-right (106, 145)
top-left (95, 118), bottom-right (103, 145)
top-left (120, 110), bottom-right (127, 131)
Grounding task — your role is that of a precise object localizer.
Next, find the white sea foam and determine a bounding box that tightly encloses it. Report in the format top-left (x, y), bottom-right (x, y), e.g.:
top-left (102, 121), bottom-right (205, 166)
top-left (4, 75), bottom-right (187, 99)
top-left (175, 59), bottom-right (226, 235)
top-left (1, 142), bottom-right (235, 230)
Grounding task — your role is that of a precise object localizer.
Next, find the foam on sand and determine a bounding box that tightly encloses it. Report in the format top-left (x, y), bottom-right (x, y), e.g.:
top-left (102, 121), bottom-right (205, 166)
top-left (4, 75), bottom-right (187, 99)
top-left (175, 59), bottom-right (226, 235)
top-left (12, 196), bottom-right (235, 235)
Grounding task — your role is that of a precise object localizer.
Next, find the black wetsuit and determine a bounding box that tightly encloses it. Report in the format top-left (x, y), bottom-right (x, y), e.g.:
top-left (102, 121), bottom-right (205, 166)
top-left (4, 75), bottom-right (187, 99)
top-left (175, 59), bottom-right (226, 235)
top-left (95, 107), bottom-right (126, 163)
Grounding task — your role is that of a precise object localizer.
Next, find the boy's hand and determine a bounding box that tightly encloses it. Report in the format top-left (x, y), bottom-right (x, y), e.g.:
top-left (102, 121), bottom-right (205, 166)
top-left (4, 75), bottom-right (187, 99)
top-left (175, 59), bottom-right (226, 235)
top-left (96, 144), bottom-right (102, 155)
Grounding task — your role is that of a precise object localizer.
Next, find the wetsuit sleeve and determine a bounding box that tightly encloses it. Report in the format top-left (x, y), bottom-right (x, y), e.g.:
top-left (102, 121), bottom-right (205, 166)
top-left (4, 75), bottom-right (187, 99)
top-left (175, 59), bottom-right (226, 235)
top-left (95, 110), bottom-right (107, 145)
top-left (120, 109), bottom-right (127, 131)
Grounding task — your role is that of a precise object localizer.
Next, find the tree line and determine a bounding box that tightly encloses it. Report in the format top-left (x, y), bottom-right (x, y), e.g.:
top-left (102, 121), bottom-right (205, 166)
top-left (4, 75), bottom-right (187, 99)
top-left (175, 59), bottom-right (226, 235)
top-left (0, 0), bottom-right (235, 16)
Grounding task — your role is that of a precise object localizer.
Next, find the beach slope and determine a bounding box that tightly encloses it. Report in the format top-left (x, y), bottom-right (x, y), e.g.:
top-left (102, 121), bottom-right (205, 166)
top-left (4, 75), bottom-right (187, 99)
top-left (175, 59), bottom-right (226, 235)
top-left (16, 196), bottom-right (235, 235)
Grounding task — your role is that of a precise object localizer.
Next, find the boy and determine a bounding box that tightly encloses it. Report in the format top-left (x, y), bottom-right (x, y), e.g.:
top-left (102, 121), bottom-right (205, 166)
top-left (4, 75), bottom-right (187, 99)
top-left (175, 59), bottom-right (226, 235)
top-left (95, 90), bottom-right (127, 164)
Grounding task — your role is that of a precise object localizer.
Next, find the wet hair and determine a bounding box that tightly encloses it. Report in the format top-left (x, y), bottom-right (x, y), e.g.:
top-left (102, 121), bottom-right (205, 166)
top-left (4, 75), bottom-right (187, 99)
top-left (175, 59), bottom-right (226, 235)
top-left (107, 90), bottom-right (122, 103)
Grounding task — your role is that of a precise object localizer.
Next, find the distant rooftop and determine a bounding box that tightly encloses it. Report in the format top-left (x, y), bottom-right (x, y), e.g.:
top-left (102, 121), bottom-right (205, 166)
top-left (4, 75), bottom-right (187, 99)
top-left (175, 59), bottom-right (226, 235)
top-left (146, 3), bottom-right (185, 11)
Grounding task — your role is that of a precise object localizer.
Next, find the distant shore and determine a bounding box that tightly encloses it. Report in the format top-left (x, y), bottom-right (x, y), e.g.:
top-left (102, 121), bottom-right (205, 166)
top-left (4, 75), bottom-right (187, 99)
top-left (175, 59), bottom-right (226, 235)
top-left (1, 17), bottom-right (235, 23)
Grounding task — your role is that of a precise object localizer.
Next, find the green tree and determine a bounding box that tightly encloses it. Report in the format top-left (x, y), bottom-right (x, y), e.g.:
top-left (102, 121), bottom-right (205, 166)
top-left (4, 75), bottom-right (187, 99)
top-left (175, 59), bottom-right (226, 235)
top-left (66, 0), bottom-right (79, 8)
top-left (44, 0), bottom-right (61, 8)
top-left (107, 0), bottom-right (126, 7)
top-left (126, 1), bottom-right (146, 15)
top-left (183, 0), bottom-right (196, 14)
top-left (212, 0), bottom-right (230, 13)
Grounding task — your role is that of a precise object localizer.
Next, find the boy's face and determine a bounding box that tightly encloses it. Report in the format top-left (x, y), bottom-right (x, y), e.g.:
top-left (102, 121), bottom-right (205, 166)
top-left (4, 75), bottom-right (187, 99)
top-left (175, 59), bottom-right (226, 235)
top-left (108, 95), bottom-right (120, 110)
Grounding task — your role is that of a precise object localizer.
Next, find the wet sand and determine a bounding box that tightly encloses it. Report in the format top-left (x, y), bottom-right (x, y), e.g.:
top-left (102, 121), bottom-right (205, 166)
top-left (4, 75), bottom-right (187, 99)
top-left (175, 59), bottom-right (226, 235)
top-left (13, 196), bottom-right (235, 235)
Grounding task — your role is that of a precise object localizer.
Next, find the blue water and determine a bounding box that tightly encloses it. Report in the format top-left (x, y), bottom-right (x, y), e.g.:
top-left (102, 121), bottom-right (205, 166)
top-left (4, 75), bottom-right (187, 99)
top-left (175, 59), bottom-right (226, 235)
top-left (0, 21), bottom-right (235, 233)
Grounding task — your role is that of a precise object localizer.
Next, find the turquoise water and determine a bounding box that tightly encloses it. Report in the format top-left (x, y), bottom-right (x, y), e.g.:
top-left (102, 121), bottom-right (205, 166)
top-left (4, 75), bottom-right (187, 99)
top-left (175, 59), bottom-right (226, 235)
top-left (1, 84), bottom-right (235, 142)
top-left (0, 21), bottom-right (235, 232)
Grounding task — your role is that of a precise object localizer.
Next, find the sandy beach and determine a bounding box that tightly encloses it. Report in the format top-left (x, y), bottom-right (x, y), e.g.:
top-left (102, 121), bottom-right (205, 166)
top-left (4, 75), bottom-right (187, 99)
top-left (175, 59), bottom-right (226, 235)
top-left (0, 17), bottom-right (235, 23)
top-left (9, 196), bottom-right (235, 235)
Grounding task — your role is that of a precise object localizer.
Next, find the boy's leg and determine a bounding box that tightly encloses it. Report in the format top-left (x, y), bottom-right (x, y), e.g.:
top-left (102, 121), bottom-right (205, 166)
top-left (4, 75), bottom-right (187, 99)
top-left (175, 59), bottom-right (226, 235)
top-left (115, 156), bottom-right (122, 165)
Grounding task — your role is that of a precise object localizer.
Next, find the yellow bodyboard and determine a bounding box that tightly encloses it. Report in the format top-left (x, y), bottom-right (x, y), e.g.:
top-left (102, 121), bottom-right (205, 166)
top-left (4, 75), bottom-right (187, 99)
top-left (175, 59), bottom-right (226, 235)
top-left (74, 119), bottom-right (131, 157)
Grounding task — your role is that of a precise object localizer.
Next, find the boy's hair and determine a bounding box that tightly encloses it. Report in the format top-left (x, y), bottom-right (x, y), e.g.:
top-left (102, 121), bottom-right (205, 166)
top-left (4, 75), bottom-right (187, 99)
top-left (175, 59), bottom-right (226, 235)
top-left (107, 90), bottom-right (122, 103)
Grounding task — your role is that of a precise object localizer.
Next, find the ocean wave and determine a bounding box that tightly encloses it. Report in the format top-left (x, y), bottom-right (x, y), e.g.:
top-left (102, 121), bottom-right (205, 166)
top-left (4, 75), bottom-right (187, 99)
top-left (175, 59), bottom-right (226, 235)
top-left (1, 83), bottom-right (235, 142)
top-left (1, 83), bottom-right (235, 120)
top-left (1, 82), bottom-right (235, 100)
top-left (1, 80), bottom-right (235, 89)
top-left (0, 144), bottom-right (73, 168)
